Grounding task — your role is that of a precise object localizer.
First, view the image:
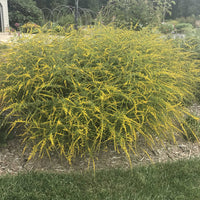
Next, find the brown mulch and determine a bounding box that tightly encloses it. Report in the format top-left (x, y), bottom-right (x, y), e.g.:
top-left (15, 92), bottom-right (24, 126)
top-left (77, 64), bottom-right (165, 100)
top-left (0, 135), bottom-right (200, 176)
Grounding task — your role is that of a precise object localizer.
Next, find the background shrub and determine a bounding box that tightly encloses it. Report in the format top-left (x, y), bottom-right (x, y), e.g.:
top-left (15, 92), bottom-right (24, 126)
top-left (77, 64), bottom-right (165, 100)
top-left (176, 16), bottom-right (197, 27)
top-left (20, 22), bottom-right (41, 33)
top-left (8, 0), bottom-right (43, 28)
top-left (56, 15), bottom-right (74, 27)
top-left (0, 26), bottom-right (199, 165)
top-left (172, 29), bottom-right (200, 102)
top-left (98, 0), bottom-right (156, 29)
top-left (175, 23), bottom-right (194, 33)
top-left (159, 23), bottom-right (174, 34)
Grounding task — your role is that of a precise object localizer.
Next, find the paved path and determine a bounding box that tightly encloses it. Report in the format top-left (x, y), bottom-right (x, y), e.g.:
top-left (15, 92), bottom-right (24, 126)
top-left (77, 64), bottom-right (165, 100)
top-left (0, 32), bottom-right (15, 42)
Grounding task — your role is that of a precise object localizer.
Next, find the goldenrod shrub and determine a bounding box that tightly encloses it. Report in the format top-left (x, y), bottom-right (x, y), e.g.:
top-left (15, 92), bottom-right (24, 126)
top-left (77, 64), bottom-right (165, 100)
top-left (20, 22), bottom-right (41, 34)
top-left (0, 26), bottom-right (199, 164)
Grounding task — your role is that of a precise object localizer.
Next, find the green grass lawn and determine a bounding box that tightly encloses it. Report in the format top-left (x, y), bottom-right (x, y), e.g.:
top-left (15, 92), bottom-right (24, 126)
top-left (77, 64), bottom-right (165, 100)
top-left (1, 158), bottom-right (200, 200)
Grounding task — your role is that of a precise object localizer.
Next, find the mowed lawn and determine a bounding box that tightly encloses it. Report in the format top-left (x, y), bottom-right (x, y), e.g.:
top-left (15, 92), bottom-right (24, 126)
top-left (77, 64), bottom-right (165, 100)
top-left (1, 157), bottom-right (200, 200)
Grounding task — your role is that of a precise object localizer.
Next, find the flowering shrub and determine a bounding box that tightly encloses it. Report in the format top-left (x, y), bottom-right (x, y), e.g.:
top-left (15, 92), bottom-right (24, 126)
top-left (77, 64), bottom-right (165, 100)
top-left (0, 26), bottom-right (199, 166)
top-left (20, 22), bottom-right (41, 34)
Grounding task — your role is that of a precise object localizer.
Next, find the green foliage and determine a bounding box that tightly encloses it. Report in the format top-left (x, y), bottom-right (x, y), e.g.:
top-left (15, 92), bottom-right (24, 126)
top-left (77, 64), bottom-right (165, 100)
top-left (8, 0), bottom-right (43, 28)
top-left (175, 23), bottom-right (194, 33)
top-left (184, 114), bottom-right (200, 141)
top-left (20, 22), bottom-right (41, 33)
top-left (0, 26), bottom-right (199, 165)
top-left (176, 32), bottom-right (200, 102)
top-left (180, 34), bottom-right (200, 59)
top-left (0, 100), bottom-right (9, 144)
top-left (39, 22), bottom-right (67, 34)
top-left (52, 24), bottom-right (64, 33)
top-left (35, 0), bottom-right (108, 11)
top-left (176, 15), bottom-right (197, 27)
top-left (0, 44), bottom-right (8, 50)
top-left (18, 22), bottom-right (66, 34)
top-left (0, 115), bottom-right (15, 144)
top-left (159, 23), bottom-right (174, 34)
top-left (0, 43), bottom-right (8, 56)
top-left (171, 0), bottom-right (200, 19)
top-left (167, 19), bottom-right (179, 25)
top-left (67, 0), bottom-right (109, 12)
top-left (56, 15), bottom-right (74, 27)
top-left (0, 96), bottom-right (17, 144)
top-left (98, 0), bottom-right (156, 29)
top-left (153, 0), bottom-right (176, 22)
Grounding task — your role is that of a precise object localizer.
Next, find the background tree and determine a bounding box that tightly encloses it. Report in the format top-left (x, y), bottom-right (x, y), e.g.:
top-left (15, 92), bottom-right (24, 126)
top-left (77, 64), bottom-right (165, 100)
top-left (67, 0), bottom-right (108, 11)
top-left (34, 0), bottom-right (109, 11)
top-left (8, 0), bottom-right (43, 28)
top-left (34, 0), bottom-right (69, 9)
top-left (152, 0), bottom-right (175, 22)
top-left (99, 0), bottom-right (156, 29)
top-left (171, 0), bottom-right (200, 19)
